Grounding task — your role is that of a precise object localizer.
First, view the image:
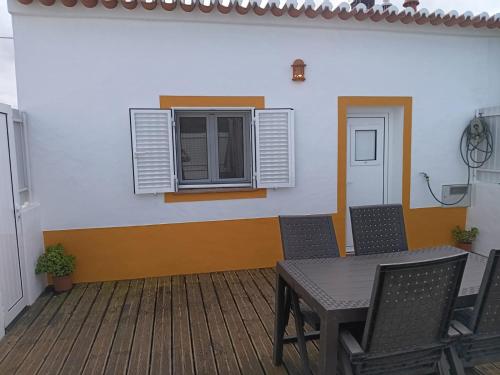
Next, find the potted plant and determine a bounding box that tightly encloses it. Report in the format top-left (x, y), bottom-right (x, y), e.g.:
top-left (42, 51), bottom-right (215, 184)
top-left (452, 226), bottom-right (479, 252)
top-left (35, 243), bottom-right (76, 292)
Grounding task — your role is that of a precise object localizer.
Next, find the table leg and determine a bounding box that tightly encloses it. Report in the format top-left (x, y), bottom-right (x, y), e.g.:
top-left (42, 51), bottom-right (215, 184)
top-left (290, 290), bottom-right (311, 375)
top-left (318, 313), bottom-right (339, 375)
top-left (273, 274), bottom-right (287, 365)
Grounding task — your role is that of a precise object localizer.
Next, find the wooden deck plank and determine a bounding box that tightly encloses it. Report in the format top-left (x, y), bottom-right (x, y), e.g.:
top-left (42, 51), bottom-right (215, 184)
top-left (0, 292), bottom-right (67, 372)
top-left (469, 369), bottom-right (483, 375)
top-left (198, 273), bottom-right (241, 375)
top-left (5, 284), bottom-right (87, 375)
top-left (223, 271), bottom-right (287, 375)
top-left (0, 268), bottom-right (497, 375)
top-left (59, 282), bottom-right (116, 375)
top-left (261, 268), bottom-right (284, 292)
top-left (0, 291), bottom-right (52, 363)
top-left (128, 278), bottom-right (157, 375)
top-left (82, 280), bottom-right (130, 375)
top-left (104, 279), bottom-right (144, 375)
top-left (35, 283), bottom-right (102, 375)
top-left (212, 272), bottom-right (265, 375)
top-left (252, 268), bottom-right (321, 358)
top-left (237, 270), bottom-right (306, 375)
top-left (151, 276), bottom-right (172, 375)
top-left (185, 274), bottom-right (218, 375)
top-left (172, 275), bottom-right (195, 375)
top-left (475, 363), bottom-right (500, 375)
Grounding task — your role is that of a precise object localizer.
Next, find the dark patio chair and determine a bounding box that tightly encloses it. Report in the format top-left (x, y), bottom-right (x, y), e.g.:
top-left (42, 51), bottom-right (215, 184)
top-left (339, 253), bottom-right (468, 375)
top-left (279, 214), bottom-right (340, 373)
top-left (279, 214), bottom-right (340, 261)
top-left (349, 204), bottom-right (408, 256)
top-left (448, 249), bottom-right (500, 374)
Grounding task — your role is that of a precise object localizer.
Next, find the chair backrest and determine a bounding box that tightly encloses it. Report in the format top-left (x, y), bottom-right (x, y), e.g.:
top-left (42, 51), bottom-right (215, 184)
top-left (279, 215), bottom-right (340, 260)
top-left (350, 204), bottom-right (408, 256)
top-left (469, 249), bottom-right (500, 335)
top-left (361, 253), bottom-right (468, 354)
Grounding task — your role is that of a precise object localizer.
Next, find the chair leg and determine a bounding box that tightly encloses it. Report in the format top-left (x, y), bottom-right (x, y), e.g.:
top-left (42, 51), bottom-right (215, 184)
top-left (438, 352), bottom-right (451, 375)
top-left (273, 274), bottom-right (287, 366)
top-left (284, 331), bottom-right (320, 344)
top-left (339, 349), bottom-right (354, 375)
top-left (290, 290), bottom-right (311, 375)
top-left (284, 287), bottom-right (291, 328)
top-left (445, 347), bottom-right (466, 375)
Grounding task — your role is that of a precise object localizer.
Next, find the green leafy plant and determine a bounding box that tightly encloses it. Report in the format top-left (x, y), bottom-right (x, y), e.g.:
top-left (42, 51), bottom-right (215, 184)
top-left (35, 244), bottom-right (76, 277)
top-left (452, 226), bottom-right (479, 244)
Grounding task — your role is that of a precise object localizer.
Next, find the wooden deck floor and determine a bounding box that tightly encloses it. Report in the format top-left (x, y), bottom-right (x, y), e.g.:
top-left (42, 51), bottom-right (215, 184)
top-left (0, 268), bottom-right (498, 375)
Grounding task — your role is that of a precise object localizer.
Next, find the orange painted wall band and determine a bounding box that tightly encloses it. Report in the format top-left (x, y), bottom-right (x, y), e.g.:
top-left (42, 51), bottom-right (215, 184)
top-left (165, 188), bottom-right (267, 202)
top-left (159, 95), bottom-right (265, 109)
top-left (44, 217), bottom-right (282, 283)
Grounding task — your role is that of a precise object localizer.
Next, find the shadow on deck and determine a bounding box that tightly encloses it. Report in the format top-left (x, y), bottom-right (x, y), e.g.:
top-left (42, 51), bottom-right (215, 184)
top-left (0, 268), bottom-right (498, 374)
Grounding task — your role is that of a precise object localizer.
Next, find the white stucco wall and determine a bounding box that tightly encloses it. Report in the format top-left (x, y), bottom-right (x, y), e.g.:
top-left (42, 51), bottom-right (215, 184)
top-left (8, 2), bottom-right (500, 231)
top-left (0, 293), bottom-right (4, 338)
top-left (19, 203), bottom-right (46, 304)
top-left (467, 183), bottom-right (500, 256)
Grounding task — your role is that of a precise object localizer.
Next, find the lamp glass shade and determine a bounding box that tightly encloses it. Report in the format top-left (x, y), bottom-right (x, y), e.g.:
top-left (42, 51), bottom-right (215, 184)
top-left (292, 59), bottom-right (306, 81)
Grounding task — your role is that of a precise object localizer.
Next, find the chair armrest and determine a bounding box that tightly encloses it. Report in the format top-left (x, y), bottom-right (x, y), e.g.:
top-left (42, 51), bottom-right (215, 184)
top-left (451, 320), bottom-right (473, 336)
top-left (447, 326), bottom-right (461, 339)
top-left (340, 330), bottom-right (365, 357)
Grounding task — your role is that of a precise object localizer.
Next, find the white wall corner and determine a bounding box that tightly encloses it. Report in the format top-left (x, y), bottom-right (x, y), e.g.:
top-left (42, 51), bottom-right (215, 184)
top-left (467, 183), bottom-right (500, 257)
top-left (20, 202), bottom-right (47, 305)
top-left (0, 290), bottom-right (5, 339)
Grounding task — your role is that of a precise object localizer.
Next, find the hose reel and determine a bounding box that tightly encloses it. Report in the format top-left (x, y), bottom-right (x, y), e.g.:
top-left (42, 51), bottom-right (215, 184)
top-left (423, 115), bottom-right (494, 206)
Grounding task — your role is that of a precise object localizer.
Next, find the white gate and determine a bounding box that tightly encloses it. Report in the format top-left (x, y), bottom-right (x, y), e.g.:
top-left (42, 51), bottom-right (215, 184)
top-left (0, 104), bottom-right (28, 332)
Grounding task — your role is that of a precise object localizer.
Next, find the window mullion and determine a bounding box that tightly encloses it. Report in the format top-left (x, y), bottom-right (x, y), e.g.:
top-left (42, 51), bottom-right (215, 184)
top-left (213, 115), bottom-right (221, 184)
top-left (207, 114), bottom-right (218, 183)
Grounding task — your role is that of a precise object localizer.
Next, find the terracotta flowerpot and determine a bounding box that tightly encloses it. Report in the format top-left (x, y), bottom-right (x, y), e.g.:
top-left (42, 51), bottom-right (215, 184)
top-left (456, 242), bottom-right (472, 252)
top-left (53, 275), bottom-right (73, 293)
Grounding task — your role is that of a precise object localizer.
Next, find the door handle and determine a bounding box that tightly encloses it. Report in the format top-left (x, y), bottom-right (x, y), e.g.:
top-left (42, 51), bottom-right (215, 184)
top-left (14, 205), bottom-right (22, 220)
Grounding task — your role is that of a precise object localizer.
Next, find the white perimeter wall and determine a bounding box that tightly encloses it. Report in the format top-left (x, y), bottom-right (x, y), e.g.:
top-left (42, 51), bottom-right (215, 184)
top-left (467, 183), bottom-right (500, 256)
top-left (8, 2), bottom-right (500, 231)
top-left (19, 203), bottom-right (46, 304)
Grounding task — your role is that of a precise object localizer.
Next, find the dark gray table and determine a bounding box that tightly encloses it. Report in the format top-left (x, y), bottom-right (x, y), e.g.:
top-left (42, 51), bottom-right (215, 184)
top-left (273, 247), bottom-right (488, 375)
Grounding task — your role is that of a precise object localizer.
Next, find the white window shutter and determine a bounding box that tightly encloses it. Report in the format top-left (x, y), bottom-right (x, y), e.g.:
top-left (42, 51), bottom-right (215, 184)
top-left (130, 109), bottom-right (176, 194)
top-left (254, 109), bottom-right (295, 188)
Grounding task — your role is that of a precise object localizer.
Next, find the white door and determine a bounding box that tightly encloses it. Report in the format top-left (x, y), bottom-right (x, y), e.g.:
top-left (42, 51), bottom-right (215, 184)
top-left (0, 110), bottom-right (26, 326)
top-left (346, 117), bottom-right (387, 251)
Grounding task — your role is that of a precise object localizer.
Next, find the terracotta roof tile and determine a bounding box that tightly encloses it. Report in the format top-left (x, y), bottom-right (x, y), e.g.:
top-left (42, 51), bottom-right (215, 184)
top-left (18, 0), bottom-right (500, 30)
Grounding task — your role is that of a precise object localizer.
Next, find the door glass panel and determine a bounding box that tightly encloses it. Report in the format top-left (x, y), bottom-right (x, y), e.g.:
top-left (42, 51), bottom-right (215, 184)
top-left (217, 117), bottom-right (245, 179)
top-left (179, 117), bottom-right (208, 180)
top-left (0, 114), bottom-right (24, 319)
top-left (355, 129), bottom-right (377, 161)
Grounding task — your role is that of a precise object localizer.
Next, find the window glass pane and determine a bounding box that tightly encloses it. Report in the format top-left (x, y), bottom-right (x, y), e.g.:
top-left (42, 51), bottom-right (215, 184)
top-left (355, 129), bottom-right (377, 161)
top-left (217, 117), bottom-right (245, 179)
top-left (179, 117), bottom-right (208, 180)
top-left (14, 123), bottom-right (28, 191)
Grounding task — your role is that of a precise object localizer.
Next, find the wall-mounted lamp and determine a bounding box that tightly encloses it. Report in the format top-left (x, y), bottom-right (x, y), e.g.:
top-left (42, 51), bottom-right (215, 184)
top-left (291, 59), bottom-right (306, 82)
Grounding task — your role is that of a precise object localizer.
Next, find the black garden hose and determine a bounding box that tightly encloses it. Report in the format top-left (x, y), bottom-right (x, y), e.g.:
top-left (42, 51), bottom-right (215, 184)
top-left (424, 116), bottom-right (494, 206)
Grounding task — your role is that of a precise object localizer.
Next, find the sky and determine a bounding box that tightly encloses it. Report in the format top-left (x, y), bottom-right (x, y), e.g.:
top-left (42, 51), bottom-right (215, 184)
top-left (1, 0), bottom-right (500, 107)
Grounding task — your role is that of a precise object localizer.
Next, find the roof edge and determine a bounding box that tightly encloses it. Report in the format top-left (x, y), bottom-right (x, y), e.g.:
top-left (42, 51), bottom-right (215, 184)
top-left (10, 0), bottom-right (500, 31)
